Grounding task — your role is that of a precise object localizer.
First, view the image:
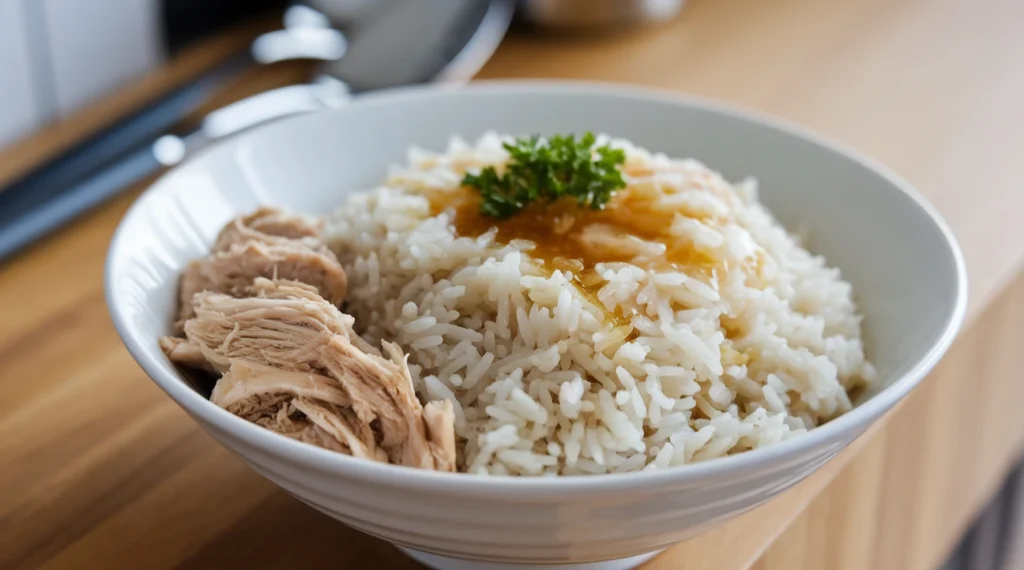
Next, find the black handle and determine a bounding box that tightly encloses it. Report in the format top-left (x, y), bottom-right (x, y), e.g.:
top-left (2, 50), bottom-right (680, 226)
top-left (0, 145), bottom-right (165, 263)
top-left (0, 53), bottom-right (246, 225)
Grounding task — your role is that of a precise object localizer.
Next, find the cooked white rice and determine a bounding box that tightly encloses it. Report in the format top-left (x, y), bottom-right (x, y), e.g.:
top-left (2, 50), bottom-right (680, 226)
top-left (324, 132), bottom-right (875, 476)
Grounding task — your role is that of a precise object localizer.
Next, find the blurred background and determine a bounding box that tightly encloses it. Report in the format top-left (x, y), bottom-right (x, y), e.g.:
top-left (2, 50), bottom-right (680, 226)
top-left (1, 1), bottom-right (1023, 569)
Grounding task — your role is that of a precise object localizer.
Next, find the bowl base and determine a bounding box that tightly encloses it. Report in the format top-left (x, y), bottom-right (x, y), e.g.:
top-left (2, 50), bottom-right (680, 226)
top-left (397, 547), bottom-right (666, 570)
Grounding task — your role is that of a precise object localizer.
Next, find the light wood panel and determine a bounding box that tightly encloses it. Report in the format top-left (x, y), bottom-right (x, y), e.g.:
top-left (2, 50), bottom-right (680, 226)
top-left (3, 0), bottom-right (1024, 568)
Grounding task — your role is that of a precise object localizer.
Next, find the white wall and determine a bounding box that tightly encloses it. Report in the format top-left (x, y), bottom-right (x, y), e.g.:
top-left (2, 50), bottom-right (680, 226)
top-left (0, 0), bottom-right (46, 148)
top-left (42, 0), bottom-right (164, 115)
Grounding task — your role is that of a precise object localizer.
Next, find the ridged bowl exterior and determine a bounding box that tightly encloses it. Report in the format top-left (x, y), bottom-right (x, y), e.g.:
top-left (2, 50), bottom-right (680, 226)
top-left (106, 82), bottom-right (966, 565)
top-left (201, 417), bottom-right (859, 563)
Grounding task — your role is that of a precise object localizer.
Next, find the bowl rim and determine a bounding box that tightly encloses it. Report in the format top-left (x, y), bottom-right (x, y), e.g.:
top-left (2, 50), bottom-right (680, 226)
top-left (105, 79), bottom-right (968, 496)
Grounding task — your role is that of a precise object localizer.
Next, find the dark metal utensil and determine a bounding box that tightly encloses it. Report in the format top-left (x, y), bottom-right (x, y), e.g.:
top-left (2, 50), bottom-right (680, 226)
top-left (0, 78), bottom-right (349, 263)
top-left (0, 0), bottom-right (514, 263)
top-left (0, 56), bottom-right (246, 224)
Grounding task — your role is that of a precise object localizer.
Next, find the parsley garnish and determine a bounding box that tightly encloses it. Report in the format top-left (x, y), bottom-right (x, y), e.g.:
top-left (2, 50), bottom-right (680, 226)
top-left (462, 132), bottom-right (627, 219)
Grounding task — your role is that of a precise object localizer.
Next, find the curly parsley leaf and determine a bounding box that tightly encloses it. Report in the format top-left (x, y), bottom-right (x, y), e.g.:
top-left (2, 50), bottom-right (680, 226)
top-left (462, 132), bottom-right (627, 219)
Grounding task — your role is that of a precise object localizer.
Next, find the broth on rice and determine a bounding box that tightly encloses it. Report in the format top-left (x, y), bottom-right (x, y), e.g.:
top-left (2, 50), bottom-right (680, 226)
top-left (431, 183), bottom-right (734, 333)
top-left (436, 185), bottom-right (722, 274)
top-left (323, 132), bottom-right (876, 476)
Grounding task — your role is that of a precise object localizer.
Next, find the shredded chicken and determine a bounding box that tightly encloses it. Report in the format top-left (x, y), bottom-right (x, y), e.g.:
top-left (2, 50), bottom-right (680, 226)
top-left (213, 359), bottom-right (389, 462)
top-left (178, 279), bottom-right (379, 372)
top-left (213, 207), bottom-right (323, 251)
top-left (224, 390), bottom-right (352, 454)
top-left (159, 336), bottom-right (214, 372)
top-left (177, 278), bottom-right (455, 471)
top-left (159, 208), bottom-right (457, 473)
top-left (175, 208), bottom-right (347, 330)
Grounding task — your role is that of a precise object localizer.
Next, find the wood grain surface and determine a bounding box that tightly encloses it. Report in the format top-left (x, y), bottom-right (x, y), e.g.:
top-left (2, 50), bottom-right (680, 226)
top-left (750, 277), bottom-right (1024, 570)
top-left (3, 0), bottom-right (1024, 568)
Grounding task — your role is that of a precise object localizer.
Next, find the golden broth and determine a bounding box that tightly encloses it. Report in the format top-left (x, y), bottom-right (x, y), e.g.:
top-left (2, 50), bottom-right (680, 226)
top-left (425, 182), bottom-right (739, 331)
top-left (431, 186), bottom-right (721, 274)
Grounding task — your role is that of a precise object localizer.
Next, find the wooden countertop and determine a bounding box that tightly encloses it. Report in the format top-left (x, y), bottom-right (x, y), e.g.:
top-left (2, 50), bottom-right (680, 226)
top-left (2, 0), bottom-right (1024, 568)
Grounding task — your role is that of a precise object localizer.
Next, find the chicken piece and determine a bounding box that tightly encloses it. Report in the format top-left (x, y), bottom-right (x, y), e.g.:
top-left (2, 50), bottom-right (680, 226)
top-left (212, 207), bottom-right (323, 252)
top-left (174, 207), bottom-right (346, 331)
top-left (181, 278), bottom-right (456, 472)
top-left (159, 336), bottom-right (215, 372)
top-left (182, 279), bottom-right (377, 372)
top-left (176, 239), bottom-right (348, 330)
top-left (225, 390), bottom-right (350, 454)
top-left (213, 359), bottom-right (388, 462)
top-left (316, 337), bottom-right (456, 470)
top-left (212, 357), bottom-right (351, 407)
top-left (422, 400), bottom-right (457, 471)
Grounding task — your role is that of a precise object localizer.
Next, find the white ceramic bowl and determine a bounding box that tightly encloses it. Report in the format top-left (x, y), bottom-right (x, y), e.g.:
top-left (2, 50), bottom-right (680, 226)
top-left (106, 81), bottom-right (967, 570)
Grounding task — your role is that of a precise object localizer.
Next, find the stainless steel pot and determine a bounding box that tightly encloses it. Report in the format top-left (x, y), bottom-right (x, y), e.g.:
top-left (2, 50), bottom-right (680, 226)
top-left (518, 0), bottom-right (686, 29)
top-left (165, 0), bottom-right (515, 159)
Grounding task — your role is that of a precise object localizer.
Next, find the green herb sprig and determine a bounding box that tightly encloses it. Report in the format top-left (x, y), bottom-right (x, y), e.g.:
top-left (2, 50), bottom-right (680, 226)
top-left (462, 132), bottom-right (627, 219)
